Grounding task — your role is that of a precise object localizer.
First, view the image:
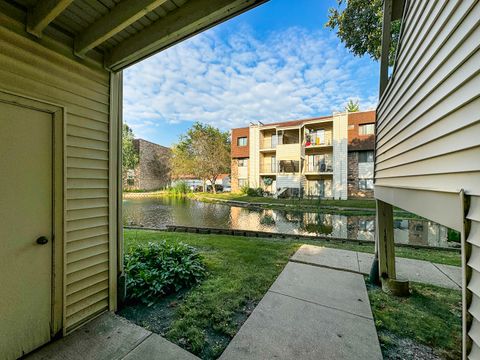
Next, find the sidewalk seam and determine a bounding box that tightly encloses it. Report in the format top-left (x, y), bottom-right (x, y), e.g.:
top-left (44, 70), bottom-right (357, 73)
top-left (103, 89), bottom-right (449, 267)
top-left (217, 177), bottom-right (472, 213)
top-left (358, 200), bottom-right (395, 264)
top-left (288, 258), bottom-right (365, 275)
top-left (119, 333), bottom-right (153, 360)
top-left (268, 289), bottom-right (373, 321)
top-left (431, 262), bottom-right (461, 288)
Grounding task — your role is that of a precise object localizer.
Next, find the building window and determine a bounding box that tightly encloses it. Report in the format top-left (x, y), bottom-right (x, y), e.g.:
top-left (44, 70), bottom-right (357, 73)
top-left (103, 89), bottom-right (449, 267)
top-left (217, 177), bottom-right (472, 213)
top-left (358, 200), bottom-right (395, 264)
top-left (359, 123), bottom-right (375, 135)
top-left (237, 137), bottom-right (248, 146)
top-left (358, 151), bottom-right (374, 163)
top-left (359, 179), bottom-right (374, 190)
top-left (238, 179), bottom-right (248, 188)
top-left (238, 158), bottom-right (248, 167)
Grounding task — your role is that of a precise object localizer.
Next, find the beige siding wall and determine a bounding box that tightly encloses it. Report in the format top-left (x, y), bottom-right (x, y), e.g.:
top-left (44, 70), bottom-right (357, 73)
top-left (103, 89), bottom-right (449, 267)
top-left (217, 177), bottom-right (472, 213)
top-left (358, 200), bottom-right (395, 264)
top-left (375, 1), bottom-right (480, 196)
top-left (276, 144), bottom-right (300, 160)
top-left (277, 175), bottom-right (301, 189)
top-left (0, 25), bottom-right (113, 331)
top-left (375, 2), bottom-right (480, 358)
top-left (248, 126), bottom-right (260, 188)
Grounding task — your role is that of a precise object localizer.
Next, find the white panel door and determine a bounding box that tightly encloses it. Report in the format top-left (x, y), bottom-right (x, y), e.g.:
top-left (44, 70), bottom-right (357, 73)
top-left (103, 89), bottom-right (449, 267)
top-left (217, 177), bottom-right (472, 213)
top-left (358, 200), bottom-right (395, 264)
top-left (0, 101), bottom-right (53, 359)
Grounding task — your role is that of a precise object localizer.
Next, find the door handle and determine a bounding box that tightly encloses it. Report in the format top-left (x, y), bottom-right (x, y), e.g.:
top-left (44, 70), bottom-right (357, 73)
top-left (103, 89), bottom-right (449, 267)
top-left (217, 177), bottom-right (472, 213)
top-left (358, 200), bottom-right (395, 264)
top-left (36, 236), bottom-right (49, 245)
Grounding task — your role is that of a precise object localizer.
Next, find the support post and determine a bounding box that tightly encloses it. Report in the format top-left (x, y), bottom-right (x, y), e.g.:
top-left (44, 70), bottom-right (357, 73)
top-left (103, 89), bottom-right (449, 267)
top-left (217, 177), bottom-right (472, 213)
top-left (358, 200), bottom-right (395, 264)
top-left (379, 0), bottom-right (393, 97)
top-left (376, 199), bottom-right (396, 280)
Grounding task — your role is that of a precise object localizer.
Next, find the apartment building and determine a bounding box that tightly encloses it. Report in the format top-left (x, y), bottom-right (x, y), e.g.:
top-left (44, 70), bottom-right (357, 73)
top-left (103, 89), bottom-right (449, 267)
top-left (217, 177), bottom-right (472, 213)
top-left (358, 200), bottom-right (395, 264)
top-left (231, 110), bottom-right (376, 199)
top-left (124, 139), bottom-right (171, 191)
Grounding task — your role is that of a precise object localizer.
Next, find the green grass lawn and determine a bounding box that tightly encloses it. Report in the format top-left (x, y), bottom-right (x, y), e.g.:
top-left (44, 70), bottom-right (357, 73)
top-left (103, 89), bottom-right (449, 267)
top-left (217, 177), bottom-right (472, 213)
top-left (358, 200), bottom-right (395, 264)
top-left (368, 281), bottom-right (462, 360)
top-left (123, 230), bottom-right (299, 359)
top-left (122, 230), bottom-right (461, 359)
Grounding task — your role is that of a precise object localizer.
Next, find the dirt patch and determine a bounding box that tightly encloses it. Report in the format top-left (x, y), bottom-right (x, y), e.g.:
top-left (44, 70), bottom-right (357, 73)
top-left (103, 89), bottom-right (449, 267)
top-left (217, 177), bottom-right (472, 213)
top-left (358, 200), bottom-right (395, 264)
top-left (118, 289), bottom-right (187, 336)
top-left (118, 295), bottom-right (259, 359)
top-left (379, 330), bottom-right (445, 360)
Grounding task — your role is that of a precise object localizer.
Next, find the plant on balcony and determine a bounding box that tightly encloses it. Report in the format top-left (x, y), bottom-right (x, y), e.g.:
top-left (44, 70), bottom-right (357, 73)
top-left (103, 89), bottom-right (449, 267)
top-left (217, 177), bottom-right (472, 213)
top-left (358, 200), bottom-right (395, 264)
top-left (263, 177), bottom-right (273, 186)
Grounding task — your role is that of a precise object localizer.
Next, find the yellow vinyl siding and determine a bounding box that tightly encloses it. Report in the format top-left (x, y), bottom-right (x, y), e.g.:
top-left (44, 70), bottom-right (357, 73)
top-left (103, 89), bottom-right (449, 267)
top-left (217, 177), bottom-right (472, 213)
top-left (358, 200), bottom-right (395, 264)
top-left (376, 2), bottom-right (480, 357)
top-left (276, 144), bottom-right (300, 161)
top-left (0, 24), bottom-right (112, 331)
top-left (375, 1), bottom-right (480, 196)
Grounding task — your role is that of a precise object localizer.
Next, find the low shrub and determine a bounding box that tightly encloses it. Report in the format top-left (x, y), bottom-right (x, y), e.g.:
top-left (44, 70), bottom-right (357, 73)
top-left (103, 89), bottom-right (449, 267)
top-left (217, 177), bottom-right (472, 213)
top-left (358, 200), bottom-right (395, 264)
top-left (240, 184), bottom-right (250, 194)
top-left (125, 241), bottom-right (206, 305)
top-left (447, 228), bottom-right (460, 243)
top-left (245, 187), bottom-right (264, 197)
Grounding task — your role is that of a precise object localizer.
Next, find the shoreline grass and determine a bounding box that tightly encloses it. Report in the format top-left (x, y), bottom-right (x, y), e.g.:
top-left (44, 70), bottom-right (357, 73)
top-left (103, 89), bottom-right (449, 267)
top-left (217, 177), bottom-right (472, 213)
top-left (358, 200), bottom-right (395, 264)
top-left (123, 191), bottom-right (424, 218)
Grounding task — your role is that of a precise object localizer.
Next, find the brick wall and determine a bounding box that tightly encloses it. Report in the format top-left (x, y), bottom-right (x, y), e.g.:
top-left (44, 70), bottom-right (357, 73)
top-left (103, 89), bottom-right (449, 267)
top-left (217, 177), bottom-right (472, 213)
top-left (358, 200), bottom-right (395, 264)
top-left (124, 139), bottom-right (171, 191)
top-left (347, 152), bottom-right (374, 198)
top-left (231, 127), bottom-right (250, 158)
top-left (348, 110), bottom-right (376, 151)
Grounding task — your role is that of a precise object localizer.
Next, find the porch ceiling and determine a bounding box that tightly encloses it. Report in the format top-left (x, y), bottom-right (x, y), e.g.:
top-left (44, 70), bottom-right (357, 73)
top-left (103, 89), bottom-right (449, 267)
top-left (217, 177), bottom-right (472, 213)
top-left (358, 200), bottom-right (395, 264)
top-left (2, 0), bottom-right (267, 71)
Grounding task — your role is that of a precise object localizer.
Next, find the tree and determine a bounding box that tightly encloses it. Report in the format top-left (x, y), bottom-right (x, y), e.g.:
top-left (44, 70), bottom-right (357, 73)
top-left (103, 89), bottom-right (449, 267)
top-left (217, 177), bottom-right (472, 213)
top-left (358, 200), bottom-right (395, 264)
top-left (345, 99), bottom-right (360, 112)
top-left (326, 0), bottom-right (401, 65)
top-left (170, 123), bottom-right (230, 193)
top-left (122, 124), bottom-right (139, 183)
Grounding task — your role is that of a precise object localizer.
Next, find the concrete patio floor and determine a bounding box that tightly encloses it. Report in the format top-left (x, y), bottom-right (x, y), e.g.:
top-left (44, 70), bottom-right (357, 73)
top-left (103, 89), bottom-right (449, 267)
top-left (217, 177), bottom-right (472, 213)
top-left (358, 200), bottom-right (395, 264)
top-left (26, 312), bottom-right (199, 360)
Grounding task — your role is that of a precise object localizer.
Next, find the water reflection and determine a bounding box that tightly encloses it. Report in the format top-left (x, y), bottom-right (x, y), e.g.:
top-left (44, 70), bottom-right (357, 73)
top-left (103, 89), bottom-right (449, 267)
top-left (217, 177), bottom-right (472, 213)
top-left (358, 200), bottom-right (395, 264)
top-left (123, 197), bottom-right (451, 248)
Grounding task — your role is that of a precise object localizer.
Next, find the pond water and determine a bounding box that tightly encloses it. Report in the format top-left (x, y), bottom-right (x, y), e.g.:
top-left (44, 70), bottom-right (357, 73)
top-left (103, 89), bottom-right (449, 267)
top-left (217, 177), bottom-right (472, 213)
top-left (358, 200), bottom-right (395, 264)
top-left (123, 197), bottom-right (454, 248)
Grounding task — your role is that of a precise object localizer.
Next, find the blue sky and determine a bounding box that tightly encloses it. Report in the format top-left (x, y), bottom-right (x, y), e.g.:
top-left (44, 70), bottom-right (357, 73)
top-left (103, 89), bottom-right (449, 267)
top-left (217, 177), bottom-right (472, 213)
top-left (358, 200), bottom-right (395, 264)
top-left (123, 0), bottom-right (379, 147)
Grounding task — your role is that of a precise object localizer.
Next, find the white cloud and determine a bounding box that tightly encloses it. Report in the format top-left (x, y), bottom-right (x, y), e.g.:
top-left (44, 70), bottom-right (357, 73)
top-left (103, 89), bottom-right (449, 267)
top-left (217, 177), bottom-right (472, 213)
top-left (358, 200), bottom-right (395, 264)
top-left (123, 26), bottom-right (378, 137)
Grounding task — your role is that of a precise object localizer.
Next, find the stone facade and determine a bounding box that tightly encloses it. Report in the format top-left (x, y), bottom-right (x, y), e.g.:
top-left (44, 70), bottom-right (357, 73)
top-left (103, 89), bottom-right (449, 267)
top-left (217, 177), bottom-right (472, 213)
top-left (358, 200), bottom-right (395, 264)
top-left (347, 152), bottom-right (374, 198)
top-left (124, 139), bottom-right (171, 191)
top-left (231, 159), bottom-right (248, 192)
top-left (231, 159), bottom-right (240, 193)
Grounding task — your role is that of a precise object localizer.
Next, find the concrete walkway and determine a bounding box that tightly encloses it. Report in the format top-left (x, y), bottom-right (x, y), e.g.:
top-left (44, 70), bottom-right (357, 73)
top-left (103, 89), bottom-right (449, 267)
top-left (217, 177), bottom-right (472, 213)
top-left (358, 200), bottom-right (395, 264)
top-left (291, 245), bottom-right (461, 289)
top-left (27, 312), bottom-right (198, 360)
top-left (220, 245), bottom-right (462, 360)
top-left (220, 252), bottom-right (383, 359)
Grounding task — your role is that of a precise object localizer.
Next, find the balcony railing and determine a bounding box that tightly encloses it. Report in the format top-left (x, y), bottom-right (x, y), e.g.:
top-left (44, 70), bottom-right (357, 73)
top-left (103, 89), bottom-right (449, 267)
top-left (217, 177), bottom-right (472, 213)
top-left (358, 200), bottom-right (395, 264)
top-left (304, 134), bottom-right (333, 147)
top-left (259, 163), bottom-right (277, 173)
top-left (305, 163), bottom-right (333, 173)
top-left (260, 138), bottom-right (278, 149)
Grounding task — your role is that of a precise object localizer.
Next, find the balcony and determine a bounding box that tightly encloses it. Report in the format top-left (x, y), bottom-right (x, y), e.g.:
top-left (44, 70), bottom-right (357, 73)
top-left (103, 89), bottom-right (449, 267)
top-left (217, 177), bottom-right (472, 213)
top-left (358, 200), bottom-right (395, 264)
top-left (259, 163), bottom-right (277, 174)
top-left (304, 163), bottom-right (333, 174)
top-left (304, 128), bottom-right (333, 149)
top-left (260, 138), bottom-right (277, 150)
top-left (276, 143), bottom-right (301, 160)
top-left (304, 135), bottom-right (333, 148)
top-left (278, 160), bottom-right (300, 173)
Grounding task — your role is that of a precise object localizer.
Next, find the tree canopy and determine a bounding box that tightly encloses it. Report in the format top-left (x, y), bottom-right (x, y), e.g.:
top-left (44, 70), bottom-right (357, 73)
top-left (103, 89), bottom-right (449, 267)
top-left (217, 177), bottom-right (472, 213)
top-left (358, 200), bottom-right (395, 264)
top-left (345, 99), bottom-right (360, 112)
top-left (122, 124), bottom-right (139, 172)
top-left (171, 123), bottom-right (230, 193)
top-left (326, 0), bottom-right (400, 66)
